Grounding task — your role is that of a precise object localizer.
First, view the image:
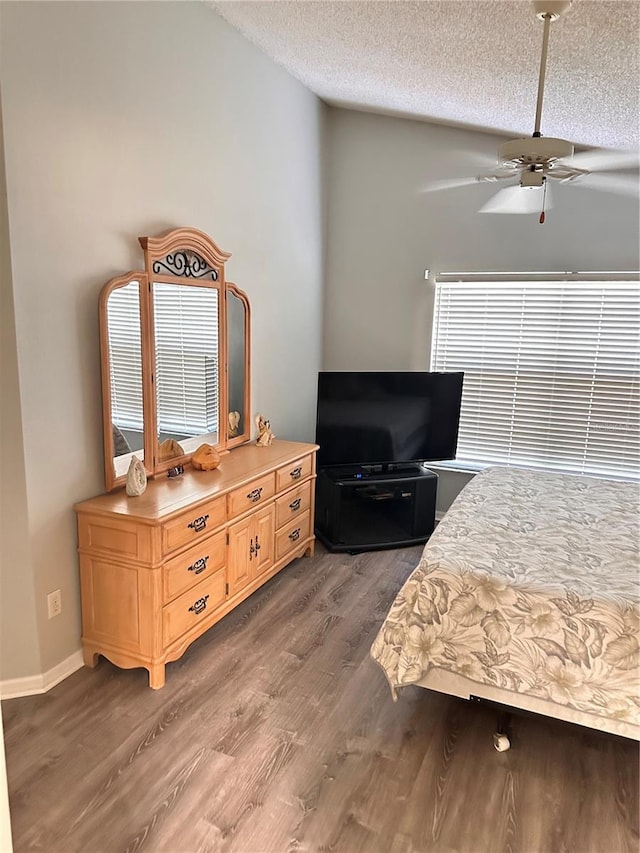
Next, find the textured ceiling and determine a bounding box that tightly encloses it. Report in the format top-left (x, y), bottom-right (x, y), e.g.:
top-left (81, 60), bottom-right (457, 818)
top-left (209, 0), bottom-right (640, 150)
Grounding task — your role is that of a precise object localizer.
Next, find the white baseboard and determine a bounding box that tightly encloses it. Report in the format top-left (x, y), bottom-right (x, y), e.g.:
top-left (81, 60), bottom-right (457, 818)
top-left (0, 650), bottom-right (84, 700)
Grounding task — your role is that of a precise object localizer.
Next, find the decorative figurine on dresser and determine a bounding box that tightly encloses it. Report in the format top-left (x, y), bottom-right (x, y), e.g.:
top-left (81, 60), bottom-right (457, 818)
top-left (74, 227), bottom-right (317, 688)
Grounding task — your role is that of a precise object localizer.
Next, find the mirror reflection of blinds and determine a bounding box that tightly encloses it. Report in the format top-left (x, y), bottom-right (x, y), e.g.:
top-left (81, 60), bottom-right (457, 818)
top-left (107, 282), bottom-right (143, 431)
top-left (153, 283), bottom-right (219, 436)
top-left (431, 275), bottom-right (640, 480)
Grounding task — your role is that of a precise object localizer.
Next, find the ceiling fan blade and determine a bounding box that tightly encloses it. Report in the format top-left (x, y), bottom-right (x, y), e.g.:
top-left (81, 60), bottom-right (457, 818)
top-left (568, 148), bottom-right (640, 173)
top-left (421, 162), bottom-right (519, 193)
top-left (479, 184), bottom-right (553, 215)
top-left (578, 173), bottom-right (640, 197)
top-left (477, 164), bottom-right (521, 182)
top-left (448, 149), bottom-right (501, 170)
top-left (419, 176), bottom-right (481, 193)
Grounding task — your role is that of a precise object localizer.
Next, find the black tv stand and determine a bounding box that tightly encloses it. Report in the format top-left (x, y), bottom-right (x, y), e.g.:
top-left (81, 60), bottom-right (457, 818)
top-left (314, 465), bottom-right (437, 553)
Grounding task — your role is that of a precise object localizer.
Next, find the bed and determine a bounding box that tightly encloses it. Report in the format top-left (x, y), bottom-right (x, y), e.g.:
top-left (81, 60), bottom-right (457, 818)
top-left (370, 466), bottom-right (640, 741)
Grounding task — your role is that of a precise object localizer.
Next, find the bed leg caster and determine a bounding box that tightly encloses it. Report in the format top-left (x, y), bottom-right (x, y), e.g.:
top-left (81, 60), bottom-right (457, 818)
top-left (493, 732), bottom-right (511, 752)
top-left (493, 710), bottom-right (512, 751)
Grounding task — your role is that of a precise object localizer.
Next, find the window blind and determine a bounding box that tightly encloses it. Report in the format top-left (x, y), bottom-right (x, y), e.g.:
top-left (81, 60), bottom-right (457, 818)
top-left (430, 274), bottom-right (640, 480)
top-left (153, 283), bottom-right (219, 436)
top-left (107, 281), bottom-right (144, 431)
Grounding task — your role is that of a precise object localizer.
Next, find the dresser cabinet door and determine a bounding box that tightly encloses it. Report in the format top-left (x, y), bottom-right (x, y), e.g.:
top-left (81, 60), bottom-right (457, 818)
top-left (227, 517), bottom-right (252, 596)
top-left (227, 505), bottom-right (275, 596)
top-left (253, 504), bottom-right (275, 579)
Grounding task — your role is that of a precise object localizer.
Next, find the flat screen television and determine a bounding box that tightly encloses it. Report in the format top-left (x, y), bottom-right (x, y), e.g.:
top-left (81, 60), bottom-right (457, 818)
top-left (315, 371), bottom-right (464, 470)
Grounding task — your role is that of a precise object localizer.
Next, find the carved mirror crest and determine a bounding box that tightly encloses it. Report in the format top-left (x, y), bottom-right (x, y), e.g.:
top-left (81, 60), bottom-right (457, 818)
top-left (100, 228), bottom-right (251, 491)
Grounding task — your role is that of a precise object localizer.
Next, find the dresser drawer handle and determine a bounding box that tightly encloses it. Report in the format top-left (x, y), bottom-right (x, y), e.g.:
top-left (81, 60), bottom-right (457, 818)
top-left (188, 514), bottom-right (209, 532)
top-left (188, 556), bottom-right (209, 575)
top-left (247, 487), bottom-right (263, 503)
top-left (289, 466), bottom-right (302, 480)
top-left (188, 594), bottom-right (209, 615)
top-left (289, 497), bottom-right (302, 511)
top-left (249, 535), bottom-right (262, 560)
top-left (289, 528), bottom-right (301, 542)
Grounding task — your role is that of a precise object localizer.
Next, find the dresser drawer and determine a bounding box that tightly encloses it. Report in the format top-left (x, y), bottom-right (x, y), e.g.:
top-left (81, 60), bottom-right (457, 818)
top-left (162, 497), bottom-right (227, 555)
top-left (162, 530), bottom-right (226, 604)
top-left (275, 510), bottom-right (311, 562)
top-left (275, 482), bottom-right (312, 529)
top-left (227, 472), bottom-right (275, 519)
top-left (163, 571), bottom-right (226, 647)
top-left (275, 455), bottom-right (313, 492)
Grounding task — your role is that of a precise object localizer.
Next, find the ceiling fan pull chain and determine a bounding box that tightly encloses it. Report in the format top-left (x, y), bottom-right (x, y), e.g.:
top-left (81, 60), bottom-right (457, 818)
top-left (539, 178), bottom-right (548, 224)
top-left (534, 12), bottom-right (553, 136)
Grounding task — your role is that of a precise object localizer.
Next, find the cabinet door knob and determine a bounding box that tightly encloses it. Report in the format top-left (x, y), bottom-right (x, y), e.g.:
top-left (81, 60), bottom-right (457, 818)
top-left (247, 487), bottom-right (263, 503)
top-left (188, 514), bottom-right (209, 532)
top-left (187, 556), bottom-right (209, 575)
top-left (189, 594), bottom-right (209, 615)
top-left (289, 498), bottom-right (302, 511)
top-left (289, 528), bottom-right (301, 542)
top-left (290, 466), bottom-right (302, 480)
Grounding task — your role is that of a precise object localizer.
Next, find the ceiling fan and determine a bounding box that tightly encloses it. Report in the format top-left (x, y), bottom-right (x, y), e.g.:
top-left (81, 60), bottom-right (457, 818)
top-left (423, 0), bottom-right (639, 221)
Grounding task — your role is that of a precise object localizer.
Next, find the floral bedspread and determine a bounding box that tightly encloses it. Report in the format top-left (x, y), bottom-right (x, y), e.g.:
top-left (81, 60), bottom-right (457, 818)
top-left (371, 466), bottom-right (640, 728)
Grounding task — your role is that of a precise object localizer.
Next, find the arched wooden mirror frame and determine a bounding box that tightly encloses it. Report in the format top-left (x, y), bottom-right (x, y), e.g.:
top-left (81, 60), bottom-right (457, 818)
top-left (99, 227), bottom-right (251, 491)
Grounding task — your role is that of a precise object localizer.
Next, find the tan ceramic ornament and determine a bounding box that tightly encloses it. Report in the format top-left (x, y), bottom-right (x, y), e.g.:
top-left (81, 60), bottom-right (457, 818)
top-left (192, 443), bottom-right (221, 471)
top-left (255, 414), bottom-right (275, 447)
top-left (126, 455), bottom-right (147, 497)
top-left (228, 410), bottom-right (241, 437)
top-left (158, 438), bottom-right (185, 462)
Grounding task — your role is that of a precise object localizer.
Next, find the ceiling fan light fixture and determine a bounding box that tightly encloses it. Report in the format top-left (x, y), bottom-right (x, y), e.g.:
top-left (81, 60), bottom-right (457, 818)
top-left (479, 184), bottom-right (552, 215)
top-left (520, 170), bottom-right (545, 188)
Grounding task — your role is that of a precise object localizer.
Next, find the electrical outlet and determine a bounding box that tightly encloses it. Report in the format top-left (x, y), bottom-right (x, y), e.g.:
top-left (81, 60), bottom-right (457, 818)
top-left (47, 589), bottom-right (62, 619)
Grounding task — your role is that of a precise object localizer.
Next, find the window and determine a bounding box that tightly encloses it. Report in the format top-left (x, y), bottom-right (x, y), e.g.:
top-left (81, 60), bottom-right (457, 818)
top-left (430, 273), bottom-right (640, 480)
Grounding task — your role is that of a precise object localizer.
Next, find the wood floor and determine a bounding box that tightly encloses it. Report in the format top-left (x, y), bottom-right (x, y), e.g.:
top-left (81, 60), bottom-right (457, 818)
top-left (3, 545), bottom-right (638, 853)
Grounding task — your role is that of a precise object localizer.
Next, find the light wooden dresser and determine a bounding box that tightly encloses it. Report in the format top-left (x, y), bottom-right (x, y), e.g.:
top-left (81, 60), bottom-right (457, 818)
top-left (75, 439), bottom-right (317, 688)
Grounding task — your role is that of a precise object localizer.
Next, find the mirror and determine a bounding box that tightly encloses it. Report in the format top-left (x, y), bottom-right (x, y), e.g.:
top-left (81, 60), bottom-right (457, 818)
top-left (227, 285), bottom-right (250, 448)
top-left (153, 282), bottom-right (220, 462)
top-left (99, 228), bottom-right (251, 491)
top-left (100, 275), bottom-right (149, 487)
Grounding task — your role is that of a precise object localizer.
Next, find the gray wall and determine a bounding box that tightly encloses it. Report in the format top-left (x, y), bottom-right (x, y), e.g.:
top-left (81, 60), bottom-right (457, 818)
top-left (0, 88), bottom-right (42, 681)
top-left (0, 1), bottom-right (325, 680)
top-left (323, 109), bottom-right (640, 510)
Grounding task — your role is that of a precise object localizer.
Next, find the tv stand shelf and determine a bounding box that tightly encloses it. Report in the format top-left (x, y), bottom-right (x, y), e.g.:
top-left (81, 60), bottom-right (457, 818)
top-left (315, 465), bottom-right (437, 553)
